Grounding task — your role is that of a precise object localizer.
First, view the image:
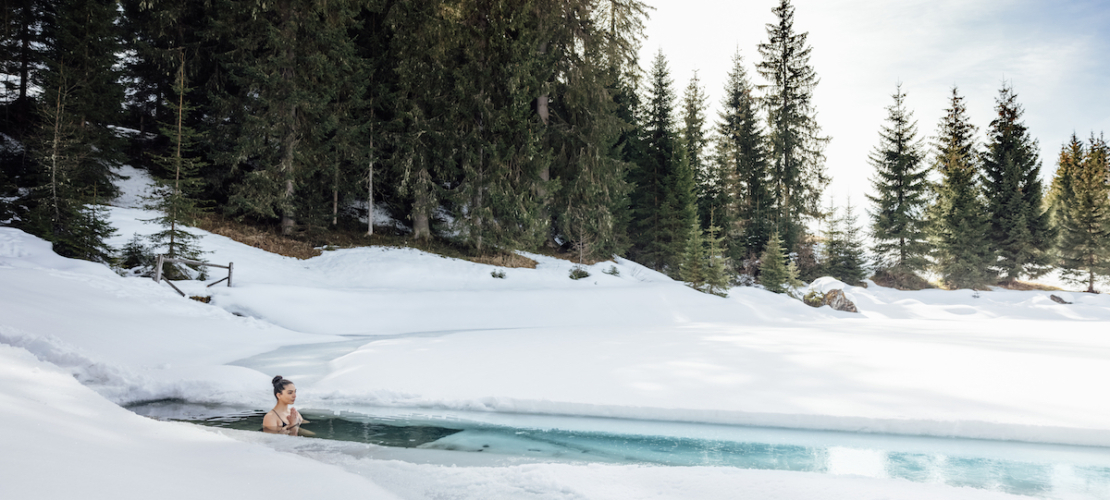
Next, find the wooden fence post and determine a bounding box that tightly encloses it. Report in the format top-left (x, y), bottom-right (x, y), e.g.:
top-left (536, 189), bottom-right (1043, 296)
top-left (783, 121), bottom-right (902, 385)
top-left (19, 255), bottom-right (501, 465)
top-left (228, 262), bottom-right (233, 288)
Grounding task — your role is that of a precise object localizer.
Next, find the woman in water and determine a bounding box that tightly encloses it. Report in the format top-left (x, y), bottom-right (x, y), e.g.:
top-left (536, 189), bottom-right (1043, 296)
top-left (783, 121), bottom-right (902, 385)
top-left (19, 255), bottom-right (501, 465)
top-left (262, 375), bottom-right (312, 435)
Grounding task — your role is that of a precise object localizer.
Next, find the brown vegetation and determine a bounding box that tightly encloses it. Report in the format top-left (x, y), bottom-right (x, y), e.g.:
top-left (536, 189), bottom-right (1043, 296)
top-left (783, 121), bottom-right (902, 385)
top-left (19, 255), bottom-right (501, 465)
top-left (995, 279), bottom-right (1062, 291)
top-left (196, 215), bottom-right (321, 259)
top-left (193, 214), bottom-right (537, 268)
top-left (870, 269), bottom-right (936, 291)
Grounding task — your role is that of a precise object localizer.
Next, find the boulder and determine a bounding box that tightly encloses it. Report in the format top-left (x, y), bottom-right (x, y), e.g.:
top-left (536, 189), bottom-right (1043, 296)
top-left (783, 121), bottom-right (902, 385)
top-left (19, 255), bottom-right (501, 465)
top-left (823, 289), bottom-right (858, 313)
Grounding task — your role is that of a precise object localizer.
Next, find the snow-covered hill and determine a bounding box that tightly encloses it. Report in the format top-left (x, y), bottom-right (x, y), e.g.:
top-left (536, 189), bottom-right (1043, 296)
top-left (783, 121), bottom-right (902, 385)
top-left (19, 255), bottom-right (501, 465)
top-left (2, 168), bottom-right (1108, 498)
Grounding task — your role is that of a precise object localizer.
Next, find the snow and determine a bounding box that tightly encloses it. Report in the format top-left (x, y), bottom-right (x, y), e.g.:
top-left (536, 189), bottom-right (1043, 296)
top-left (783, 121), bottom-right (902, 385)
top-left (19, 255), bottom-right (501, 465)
top-left (0, 168), bottom-right (1106, 498)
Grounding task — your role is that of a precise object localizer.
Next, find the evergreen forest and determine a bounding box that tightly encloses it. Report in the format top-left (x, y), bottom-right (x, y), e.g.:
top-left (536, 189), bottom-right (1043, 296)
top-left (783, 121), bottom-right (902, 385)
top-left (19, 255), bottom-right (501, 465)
top-left (2, 0), bottom-right (1108, 294)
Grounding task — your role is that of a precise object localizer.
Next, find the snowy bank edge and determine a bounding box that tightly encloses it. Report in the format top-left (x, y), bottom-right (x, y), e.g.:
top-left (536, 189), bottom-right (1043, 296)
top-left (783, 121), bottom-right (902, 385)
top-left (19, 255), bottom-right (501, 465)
top-left (313, 397), bottom-right (1110, 449)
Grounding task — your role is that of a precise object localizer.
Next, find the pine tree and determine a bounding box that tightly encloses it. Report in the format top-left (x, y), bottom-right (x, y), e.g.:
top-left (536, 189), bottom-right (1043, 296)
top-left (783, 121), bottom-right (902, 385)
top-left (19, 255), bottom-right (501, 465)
top-left (867, 85), bottom-right (930, 284)
top-left (19, 0), bottom-right (122, 262)
top-left (981, 84), bottom-right (1054, 281)
top-left (681, 72), bottom-right (712, 229)
top-left (145, 49), bottom-right (206, 278)
top-left (208, 0), bottom-right (363, 235)
top-left (821, 198), bottom-right (868, 285)
top-left (756, 0), bottom-right (828, 253)
top-left (679, 221), bottom-right (706, 290)
top-left (717, 50), bottom-right (772, 265)
top-left (628, 51), bottom-right (697, 274)
top-left (930, 88), bottom-right (993, 289)
top-left (444, 0), bottom-right (553, 252)
top-left (759, 229), bottom-right (800, 294)
top-left (703, 221), bottom-right (731, 297)
top-left (1050, 134), bottom-right (1110, 292)
top-left (547, 0), bottom-right (632, 260)
top-left (0, 0), bottom-right (45, 125)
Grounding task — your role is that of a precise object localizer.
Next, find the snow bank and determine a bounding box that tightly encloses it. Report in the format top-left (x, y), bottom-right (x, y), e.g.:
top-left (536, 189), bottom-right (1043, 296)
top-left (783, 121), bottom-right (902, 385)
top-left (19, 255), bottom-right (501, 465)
top-left (0, 343), bottom-right (399, 500)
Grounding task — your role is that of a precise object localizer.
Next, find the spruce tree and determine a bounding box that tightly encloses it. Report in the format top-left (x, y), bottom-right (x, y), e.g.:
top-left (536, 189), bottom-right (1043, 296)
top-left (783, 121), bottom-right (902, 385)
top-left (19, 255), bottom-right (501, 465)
top-left (717, 50), bottom-right (772, 265)
top-left (930, 88), bottom-right (993, 289)
top-left (19, 0), bottom-right (122, 261)
top-left (628, 51), bottom-right (697, 274)
top-left (547, 0), bottom-right (632, 260)
top-left (821, 198), bottom-right (868, 285)
top-left (759, 229), bottom-right (800, 294)
top-left (703, 221), bottom-right (731, 296)
top-left (981, 84), bottom-right (1054, 281)
top-left (681, 72), bottom-right (713, 229)
top-left (145, 50), bottom-right (206, 278)
top-left (867, 85), bottom-right (930, 284)
top-left (1050, 134), bottom-right (1110, 292)
top-left (756, 0), bottom-right (828, 253)
top-left (208, 0), bottom-right (363, 235)
top-left (445, 0), bottom-right (553, 252)
top-left (679, 221), bottom-right (706, 290)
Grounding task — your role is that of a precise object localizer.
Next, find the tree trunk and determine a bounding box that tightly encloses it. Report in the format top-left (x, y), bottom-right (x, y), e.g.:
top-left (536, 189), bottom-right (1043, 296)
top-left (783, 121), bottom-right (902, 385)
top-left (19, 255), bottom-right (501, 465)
top-left (366, 154), bottom-right (374, 236)
top-left (412, 201), bottom-right (430, 240)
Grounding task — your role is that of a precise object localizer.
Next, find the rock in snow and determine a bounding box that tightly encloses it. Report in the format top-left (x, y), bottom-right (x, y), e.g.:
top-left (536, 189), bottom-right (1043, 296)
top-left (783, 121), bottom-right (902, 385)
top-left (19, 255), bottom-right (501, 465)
top-left (1051, 294), bottom-right (1072, 304)
top-left (823, 288), bottom-right (858, 313)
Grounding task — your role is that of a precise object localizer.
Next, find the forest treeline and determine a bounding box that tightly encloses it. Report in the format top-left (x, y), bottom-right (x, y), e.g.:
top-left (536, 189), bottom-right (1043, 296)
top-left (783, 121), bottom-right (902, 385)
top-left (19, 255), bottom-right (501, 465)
top-left (1, 0), bottom-right (1107, 293)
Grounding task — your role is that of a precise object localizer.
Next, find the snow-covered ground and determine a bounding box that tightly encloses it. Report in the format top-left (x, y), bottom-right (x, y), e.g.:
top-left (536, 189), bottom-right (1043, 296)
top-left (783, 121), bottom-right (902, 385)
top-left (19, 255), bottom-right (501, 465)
top-left (2, 167), bottom-right (1108, 499)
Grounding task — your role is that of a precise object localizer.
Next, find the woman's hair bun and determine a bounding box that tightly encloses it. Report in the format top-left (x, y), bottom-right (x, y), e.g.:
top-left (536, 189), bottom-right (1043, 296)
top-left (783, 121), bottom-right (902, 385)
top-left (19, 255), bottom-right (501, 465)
top-left (272, 375), bottom-right (283, 385)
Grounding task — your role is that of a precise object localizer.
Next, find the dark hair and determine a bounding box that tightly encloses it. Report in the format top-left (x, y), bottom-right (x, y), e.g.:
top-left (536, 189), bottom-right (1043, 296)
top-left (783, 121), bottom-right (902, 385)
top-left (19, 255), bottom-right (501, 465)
top-left (272, 375), bottom-right (294, 398)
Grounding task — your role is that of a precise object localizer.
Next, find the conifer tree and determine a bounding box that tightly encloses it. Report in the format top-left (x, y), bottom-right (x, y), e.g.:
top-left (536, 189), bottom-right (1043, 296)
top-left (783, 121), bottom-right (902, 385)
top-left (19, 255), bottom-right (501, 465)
top-left (0, 0), bottom-right (45, 125)
top-left (821, 198), bottom-right (868, 285)
top-left (756, 0), bottom-right (828, 253)
top-left (681, 72), bottom-right (712, 229)
top-left (703, 221), bottom-right (731, 296)
top-left (145, 50), bottom-right (206, 277)
top-left (445, 0), bottom-right (553, 252)
top-left (759, 229), bottom-right (800, 294)
top-left (208, 0), bottom-right (362, 235)
top-left (547, 0), bottom-right (632, 260)
top-left (717, 50), bottom-right (772, 264)
top-left (867, 85), bottom-right (930, 284)
top-left (679, 220), bottom-right (706, 290)
top-left (388, 0), bottom-right (453, 240)
top-left (1050, 134), bottom-right (1110, 292)
top-left (930, 88), bottom-right (993, 289)
top-left (20, 0), bottom-right (123, 261)
top-left (981, 84), bottom-right (1054, 281)
top-left (628, 51), bottom-right (697, 274)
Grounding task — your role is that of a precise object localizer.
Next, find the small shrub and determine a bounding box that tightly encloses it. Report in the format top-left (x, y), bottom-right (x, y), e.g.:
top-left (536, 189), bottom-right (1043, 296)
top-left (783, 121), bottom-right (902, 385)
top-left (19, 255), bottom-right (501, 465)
top-left (189, 295), bottom-right (211, 303)
top-left (490, 269), bottom-right (506, 279)
top-left (603, 265), bottom-right (620, 276)
top-left (803, 290), bottom-right (825, 308)
top-left (115, 234), bottom-right (157, 277)
top-left (569, 266), bottom-right (590, 280)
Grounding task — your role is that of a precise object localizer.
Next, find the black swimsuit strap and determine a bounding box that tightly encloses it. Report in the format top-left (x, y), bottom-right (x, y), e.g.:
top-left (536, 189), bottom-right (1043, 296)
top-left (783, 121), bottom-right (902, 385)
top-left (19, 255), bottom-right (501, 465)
top-left (271, 410), bottom-right (288, 427)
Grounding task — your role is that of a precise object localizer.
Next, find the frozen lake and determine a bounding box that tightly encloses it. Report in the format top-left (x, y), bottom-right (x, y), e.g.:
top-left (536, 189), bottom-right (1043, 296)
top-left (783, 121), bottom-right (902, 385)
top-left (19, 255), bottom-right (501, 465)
top-left (127, 399), bottom-right (1110, 499)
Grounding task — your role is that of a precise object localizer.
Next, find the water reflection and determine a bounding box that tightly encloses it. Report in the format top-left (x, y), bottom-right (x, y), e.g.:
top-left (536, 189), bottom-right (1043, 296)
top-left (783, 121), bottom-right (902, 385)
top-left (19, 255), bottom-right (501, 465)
top-left (127, 400), bottom-right (1110, 499)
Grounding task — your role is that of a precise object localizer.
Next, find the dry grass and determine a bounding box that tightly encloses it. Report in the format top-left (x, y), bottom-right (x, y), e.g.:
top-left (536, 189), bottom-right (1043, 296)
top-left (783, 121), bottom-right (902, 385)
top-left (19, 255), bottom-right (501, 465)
top-left (995, 279), bottom-right (1063, 291)
top-left (193, 214), bottom-right (538, 268)
top-left (529, 246), bottom-right (614, 266)
top-left (196, 215), bottom-right (321, 259)
top-left (468, 252), bottom-right (537, 269)
top-left (870, 269), bottom-right (936, 291)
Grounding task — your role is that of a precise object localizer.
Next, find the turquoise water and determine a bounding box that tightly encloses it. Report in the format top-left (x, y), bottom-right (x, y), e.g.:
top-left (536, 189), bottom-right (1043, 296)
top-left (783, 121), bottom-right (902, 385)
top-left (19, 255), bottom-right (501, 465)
top-left (128, 400), bottom-right (1110, 499)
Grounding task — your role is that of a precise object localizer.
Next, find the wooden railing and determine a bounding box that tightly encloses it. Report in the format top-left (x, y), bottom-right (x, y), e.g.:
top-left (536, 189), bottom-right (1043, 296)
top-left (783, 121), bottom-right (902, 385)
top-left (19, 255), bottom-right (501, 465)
top-left (153, 255), bottom-right (233, 297)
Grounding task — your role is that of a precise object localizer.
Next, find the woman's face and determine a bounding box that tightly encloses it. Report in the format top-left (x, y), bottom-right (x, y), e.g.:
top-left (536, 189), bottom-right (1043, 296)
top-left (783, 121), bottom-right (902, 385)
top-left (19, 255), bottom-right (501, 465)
top-left (277, 384), bottom-right (296, 405)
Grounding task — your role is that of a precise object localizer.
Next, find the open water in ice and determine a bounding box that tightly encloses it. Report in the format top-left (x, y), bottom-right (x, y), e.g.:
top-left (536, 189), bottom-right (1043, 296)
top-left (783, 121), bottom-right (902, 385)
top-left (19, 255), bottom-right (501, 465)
top-left (127, 399), bottom-right (1110, 499)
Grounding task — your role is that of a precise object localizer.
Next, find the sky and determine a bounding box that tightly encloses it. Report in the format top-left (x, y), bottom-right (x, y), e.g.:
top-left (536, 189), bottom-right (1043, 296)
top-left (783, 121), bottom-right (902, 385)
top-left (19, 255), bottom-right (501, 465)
top-left (639, 0), bottom-right (1110, 208)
